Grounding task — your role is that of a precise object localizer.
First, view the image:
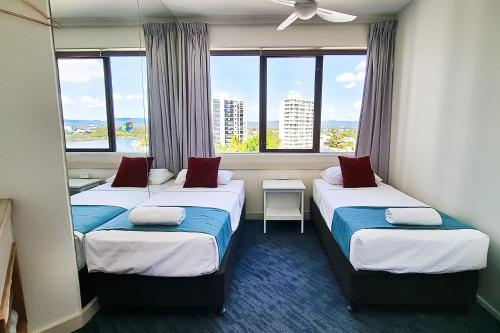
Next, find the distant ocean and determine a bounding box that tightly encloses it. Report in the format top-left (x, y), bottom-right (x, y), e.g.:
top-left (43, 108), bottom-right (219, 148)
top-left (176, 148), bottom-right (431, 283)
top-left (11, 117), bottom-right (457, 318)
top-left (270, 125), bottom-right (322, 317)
top-left (66, 137), bottom-right (147, 153)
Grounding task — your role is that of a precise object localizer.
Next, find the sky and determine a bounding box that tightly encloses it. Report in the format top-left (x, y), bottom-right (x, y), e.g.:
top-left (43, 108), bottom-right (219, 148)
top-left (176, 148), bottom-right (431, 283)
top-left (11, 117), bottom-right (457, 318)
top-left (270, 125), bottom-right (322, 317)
top-left (58, 57), bottom-right (148, 122)
top-left (210, 54), bottom-right (366, 123)
top-left (59, 54), bottom-right (366, 124)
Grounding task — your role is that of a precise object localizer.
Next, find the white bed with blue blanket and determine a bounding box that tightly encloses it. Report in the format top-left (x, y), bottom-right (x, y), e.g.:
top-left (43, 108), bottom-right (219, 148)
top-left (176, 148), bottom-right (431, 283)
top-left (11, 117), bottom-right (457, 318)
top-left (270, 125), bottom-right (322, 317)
top-left (70, 181), bottom-right (174, 270)
top-left (84, 180), bottom-right (245, 277)
top-left (312, 179), bottom-right (489, 274)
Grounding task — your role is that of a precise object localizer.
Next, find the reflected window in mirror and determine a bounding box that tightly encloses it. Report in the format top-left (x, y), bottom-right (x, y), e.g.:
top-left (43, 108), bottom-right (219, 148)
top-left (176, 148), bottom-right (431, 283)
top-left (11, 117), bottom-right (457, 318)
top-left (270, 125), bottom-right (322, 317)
top-left (57, 52), bottom-right (149, 152)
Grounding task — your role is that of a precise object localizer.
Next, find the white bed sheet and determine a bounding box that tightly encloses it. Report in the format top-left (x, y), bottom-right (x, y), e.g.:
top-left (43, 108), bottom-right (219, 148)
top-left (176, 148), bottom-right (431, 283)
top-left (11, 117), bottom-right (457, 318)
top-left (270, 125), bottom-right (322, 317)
top-left (74, 232), bottom-right (85, 270)
top-left (88, 180), bottom-right (174, 193)
top-left (71, 188), bottom-right (163, 270)
top-left (71, 190), bottom-right (155, 209)
top-left (313, 179), bottom-right (489, 274)
top-left (85, 180), bottom-right (245, 277)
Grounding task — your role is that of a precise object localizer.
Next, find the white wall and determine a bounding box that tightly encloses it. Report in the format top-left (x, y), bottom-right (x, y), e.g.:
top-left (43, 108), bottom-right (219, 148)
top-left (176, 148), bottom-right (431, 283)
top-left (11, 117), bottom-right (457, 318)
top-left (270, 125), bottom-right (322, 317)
top-left (0, 0), bottom-right (82, 331)
top-left (391, 0), bottom-right (500, 316)
top-left (209, 23), bottom-right (368, 49)
top-left (53, 23), bottom-right (368, 50)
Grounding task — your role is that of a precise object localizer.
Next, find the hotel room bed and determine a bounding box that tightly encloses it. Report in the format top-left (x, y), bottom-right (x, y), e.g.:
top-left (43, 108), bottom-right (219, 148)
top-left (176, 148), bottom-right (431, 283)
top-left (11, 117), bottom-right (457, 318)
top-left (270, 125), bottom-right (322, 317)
top-left (311, 179), bottom-right (489, 310)
top-left (70, 180), bottom-right (175, 305)
top-left (86, 180), bottom-right (246, 312)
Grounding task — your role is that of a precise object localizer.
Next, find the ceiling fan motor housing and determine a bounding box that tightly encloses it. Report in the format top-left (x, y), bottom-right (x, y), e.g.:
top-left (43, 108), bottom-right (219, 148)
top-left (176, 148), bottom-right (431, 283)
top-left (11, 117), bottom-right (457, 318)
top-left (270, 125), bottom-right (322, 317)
top-left (294, 0), bottom-right (318, 20)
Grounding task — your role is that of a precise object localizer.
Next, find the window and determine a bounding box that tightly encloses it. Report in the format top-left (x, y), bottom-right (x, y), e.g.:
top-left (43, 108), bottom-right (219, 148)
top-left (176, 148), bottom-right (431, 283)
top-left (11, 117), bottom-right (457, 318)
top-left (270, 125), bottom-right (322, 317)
top-left (57, 53), bottom-right (148, 152)
top-left (210, 55), bottom-right (259, 153)
top-left (210, 50), bottom-right (366, 153)
top-left (110, 57), bottom-right (148, 153)
top-left (321, 55), bottom-right (366, 152)
top-left (58, 58), bottom-right (111, 150)
top-left (264, 56), bottom-right (317, 151)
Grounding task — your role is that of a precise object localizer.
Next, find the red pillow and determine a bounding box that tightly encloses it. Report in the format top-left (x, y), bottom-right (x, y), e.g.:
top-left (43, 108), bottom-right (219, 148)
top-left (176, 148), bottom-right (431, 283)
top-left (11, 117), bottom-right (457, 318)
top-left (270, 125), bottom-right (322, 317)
top-left (184, 157), bottom-right (221, 188)
top-left (338, 156), bottom-right (377, 188)
top-left (112, 157), bottom-right (154, 187)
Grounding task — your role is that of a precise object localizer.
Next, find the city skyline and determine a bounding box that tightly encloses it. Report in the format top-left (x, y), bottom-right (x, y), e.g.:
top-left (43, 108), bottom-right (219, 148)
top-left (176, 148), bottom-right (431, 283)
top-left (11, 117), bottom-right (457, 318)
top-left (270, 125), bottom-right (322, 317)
top-left (210, 54), bottom-right (366, 123)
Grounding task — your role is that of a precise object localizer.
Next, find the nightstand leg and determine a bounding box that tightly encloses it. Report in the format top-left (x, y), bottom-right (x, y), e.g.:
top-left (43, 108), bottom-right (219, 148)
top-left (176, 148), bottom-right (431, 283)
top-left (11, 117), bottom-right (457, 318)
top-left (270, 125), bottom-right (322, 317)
top-left (263, 191), bottom-right (267, 233)
top-left (301, 190), bottom-right (304, 234)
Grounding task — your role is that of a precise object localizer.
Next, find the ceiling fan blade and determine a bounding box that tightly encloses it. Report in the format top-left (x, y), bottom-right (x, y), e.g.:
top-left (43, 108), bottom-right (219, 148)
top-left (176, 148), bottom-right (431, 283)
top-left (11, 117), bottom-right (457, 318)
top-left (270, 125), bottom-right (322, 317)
top-left (317, 8), bottom-right (357, 23)
top-left (277, 13), bottom-right (298, 30)
top-left (268, 0), bottom-right (295, 7)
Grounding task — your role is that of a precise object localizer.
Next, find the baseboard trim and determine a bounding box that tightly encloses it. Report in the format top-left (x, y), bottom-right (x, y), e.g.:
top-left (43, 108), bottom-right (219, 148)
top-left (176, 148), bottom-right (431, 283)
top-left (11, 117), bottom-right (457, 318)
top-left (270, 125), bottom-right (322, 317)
top-left (477, 295), bottom-right (500, 322)
top-left (39, 298), bottom-right (99, 333)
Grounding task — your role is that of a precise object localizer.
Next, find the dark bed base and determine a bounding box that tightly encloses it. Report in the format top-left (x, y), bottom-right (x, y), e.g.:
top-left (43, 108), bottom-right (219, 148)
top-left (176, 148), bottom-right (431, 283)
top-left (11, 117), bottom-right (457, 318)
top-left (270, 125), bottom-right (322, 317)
top-left (91, 210), bottom-right (244, 312)
top-left (79, 266), bottom-right (96, 308)
top-left (310, 198), bottom-right (479, 310)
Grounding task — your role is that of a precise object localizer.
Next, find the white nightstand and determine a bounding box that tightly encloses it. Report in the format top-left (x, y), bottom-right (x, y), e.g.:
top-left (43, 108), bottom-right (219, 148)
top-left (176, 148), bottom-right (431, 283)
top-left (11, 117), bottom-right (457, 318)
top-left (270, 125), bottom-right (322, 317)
top-left (263, 180), bottom-right (306, 234)
top-left (68, 178), bottom-right (102, 195)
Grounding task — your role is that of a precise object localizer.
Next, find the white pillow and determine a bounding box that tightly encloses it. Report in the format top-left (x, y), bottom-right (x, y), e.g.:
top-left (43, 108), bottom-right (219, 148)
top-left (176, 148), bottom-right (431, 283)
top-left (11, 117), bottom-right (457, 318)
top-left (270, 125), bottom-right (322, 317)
top-left (217, 170), bottom-right (234, 185)
top-left (320, 166), bottom-right (383, 185)
top-left (148, 169), bottom-right (174, 185)
top-left (105, 169), bottom-right (174, 185)
top-left (175, 169), bottom-right (234, 185)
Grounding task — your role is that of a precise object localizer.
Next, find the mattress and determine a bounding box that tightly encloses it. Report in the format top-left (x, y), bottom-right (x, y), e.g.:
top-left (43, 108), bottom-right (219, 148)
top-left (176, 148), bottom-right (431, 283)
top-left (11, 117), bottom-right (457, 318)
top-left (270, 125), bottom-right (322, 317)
top-left (71, 188), bottom-right (168, 271)
top-left (313, 179), bottom-right (489, 274)
top-left (85, 180), bottom-right (245, 277)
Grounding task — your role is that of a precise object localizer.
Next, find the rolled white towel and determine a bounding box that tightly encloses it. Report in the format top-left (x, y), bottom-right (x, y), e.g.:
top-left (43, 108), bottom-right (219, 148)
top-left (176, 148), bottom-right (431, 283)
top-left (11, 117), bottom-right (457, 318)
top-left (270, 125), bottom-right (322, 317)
top-left (129, 207), bottom-right (185, 225)
top-left (385, 208), bottom-right (442, 226)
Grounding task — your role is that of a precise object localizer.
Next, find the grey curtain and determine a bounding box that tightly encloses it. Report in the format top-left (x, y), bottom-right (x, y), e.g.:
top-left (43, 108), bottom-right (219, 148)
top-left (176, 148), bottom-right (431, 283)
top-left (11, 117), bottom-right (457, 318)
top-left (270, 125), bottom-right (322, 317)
top-left (144, 23), bottom-right (214, 174)
top-left (355, 20), bottom-right (398, 181)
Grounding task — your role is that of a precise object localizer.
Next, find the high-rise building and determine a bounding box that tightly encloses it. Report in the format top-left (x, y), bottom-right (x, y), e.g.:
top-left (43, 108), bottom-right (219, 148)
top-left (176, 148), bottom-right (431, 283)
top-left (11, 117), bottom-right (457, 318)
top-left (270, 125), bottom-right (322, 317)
top-left (279, 91), bottom-right (314, 149)
top-left (212, 95), bottom-right (248, 146)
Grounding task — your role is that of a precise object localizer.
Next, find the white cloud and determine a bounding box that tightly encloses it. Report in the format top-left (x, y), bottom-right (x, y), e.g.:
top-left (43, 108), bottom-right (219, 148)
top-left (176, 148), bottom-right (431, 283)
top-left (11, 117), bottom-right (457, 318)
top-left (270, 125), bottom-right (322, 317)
top-left (113, 93), bottom-right (123, 100)
top-left (336, 71), bottom-right (365, 83)
top-left (61, 95), bottom-right (76, 105)
top-left (336, 60), bottom-right (367, 88)
top-left (58, 59), bottom-right (103, 83)
top-left (355, 60), bottom-right (367, 72)
top-left (126, 94), bottom-right (142, 100)
top-left (350, 100), bottom-right (362, 113)
top-left (294, 80), bottom-right (302, 86)
top-left (81, 96), bottom-right (105, 108)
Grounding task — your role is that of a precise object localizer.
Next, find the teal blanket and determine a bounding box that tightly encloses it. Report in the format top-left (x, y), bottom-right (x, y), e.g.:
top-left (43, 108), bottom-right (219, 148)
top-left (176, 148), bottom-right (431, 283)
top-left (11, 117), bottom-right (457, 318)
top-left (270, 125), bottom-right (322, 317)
top-left (94, 207), bottom-right (232, 262)
top-left (331, 207), bottom-right (474, 258)
top-left (71, 205), bottom-right (127, 234)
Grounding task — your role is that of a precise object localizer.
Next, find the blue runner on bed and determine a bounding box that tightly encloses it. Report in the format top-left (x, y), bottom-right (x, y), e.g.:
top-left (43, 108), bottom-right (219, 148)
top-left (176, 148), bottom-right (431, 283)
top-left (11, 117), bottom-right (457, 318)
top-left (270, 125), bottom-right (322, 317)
top-left (331, 206), bottom-right (474, 258)
top-left (71, 205), bottom-right (127, 234)
top-left (94, 207), bottom-right (232, 262)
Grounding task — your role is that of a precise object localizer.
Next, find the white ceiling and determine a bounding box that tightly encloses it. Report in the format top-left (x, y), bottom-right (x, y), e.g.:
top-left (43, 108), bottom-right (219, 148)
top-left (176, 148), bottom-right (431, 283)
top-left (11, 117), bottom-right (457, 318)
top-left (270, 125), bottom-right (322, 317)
top-left (166, 0), bottom-right (412, 18)
top-left (51, 0), bottom-right (412, 22)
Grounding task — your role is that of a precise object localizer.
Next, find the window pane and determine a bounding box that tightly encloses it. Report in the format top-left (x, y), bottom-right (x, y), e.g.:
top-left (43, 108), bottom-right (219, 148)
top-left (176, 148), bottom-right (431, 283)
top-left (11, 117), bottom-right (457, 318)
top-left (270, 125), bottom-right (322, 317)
top-left (321, 55), bottom-right (366, 152)
top-left (267, 57), bottom-right (315, 150)
top-left (210, 56), bottom-right (259, 153)
top-left (110, 56), bottom-right (148, 153)
top-left (58, 58), bottom-right (109, 149)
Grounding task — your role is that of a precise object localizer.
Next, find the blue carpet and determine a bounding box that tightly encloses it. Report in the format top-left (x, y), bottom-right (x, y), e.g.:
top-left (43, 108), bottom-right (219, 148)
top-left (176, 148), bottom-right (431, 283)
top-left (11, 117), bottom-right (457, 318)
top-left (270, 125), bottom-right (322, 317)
top-left (77, 220), bottom-right (500, 333)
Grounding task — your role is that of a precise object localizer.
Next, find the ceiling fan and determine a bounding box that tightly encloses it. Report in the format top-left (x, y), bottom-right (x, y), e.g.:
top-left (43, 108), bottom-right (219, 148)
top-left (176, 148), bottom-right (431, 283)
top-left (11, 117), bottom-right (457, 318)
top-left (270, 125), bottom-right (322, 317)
top-left (269, 0), bottom-right (357, 30)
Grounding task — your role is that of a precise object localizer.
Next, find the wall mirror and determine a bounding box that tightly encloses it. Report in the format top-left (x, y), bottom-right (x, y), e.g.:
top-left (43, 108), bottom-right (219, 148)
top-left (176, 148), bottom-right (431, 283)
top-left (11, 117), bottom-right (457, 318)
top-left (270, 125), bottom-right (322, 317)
top-left (49, 0), bottom-right (174, 307)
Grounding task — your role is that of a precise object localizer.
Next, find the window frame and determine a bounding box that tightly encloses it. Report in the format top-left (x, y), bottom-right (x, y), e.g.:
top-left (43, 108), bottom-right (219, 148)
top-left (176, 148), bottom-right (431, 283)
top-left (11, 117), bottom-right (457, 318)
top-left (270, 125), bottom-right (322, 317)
top-left (210, 49), bottom-right (367, 153)
top-left (55, 51), bottom-right (146, 152)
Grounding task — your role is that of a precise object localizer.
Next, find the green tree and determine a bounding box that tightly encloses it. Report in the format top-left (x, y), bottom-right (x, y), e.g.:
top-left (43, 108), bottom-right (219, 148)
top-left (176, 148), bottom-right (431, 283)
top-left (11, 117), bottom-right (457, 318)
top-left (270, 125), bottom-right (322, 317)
top-left (266, 129), bottom-right (281, 149)
top-left (327, 128), bottom-right (357, 151)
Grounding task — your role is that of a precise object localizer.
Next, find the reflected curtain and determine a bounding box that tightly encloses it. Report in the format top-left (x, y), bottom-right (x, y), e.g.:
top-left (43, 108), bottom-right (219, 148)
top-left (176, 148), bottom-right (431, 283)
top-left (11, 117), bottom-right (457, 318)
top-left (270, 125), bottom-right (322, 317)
top-left (355, 20), bottom-right (398, 181)
top-left (144, 23), bottom-right (214, 174)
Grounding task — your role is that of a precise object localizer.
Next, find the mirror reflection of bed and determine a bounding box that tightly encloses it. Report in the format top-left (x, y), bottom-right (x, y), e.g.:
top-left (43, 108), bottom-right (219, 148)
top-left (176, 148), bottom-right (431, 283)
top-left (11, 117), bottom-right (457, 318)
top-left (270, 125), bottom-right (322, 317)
top-left (50, 0), bottom-right (175, 307)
